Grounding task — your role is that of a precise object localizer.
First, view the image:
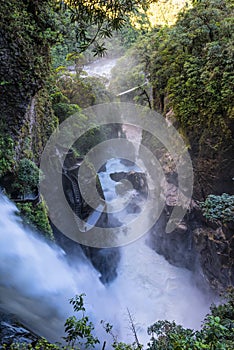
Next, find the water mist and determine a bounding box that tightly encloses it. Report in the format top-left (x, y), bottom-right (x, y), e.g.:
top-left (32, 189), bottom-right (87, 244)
top-left (0, 177), bottom-right (213, 346)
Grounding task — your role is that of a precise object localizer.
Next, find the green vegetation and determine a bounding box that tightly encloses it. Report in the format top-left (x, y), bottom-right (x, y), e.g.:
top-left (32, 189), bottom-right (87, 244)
top-left (57, 0), bottom-right (154, 56)
top-left (54, 69), bottom-right (111, 110)
top-left (200, 194), bottom-right (234, 223)
top-left (147, 290), bottom-right (234, 349)
top-left (0, 0), bottom-right (59, 99)
top-left (51, 90), bottom-right (81, 123)
top-left (12, 159), bottom-right (40, 197)
top-left (109, 52), bottom-right (149, 104)
top-left (63, 295), bottom-right (99, 348)
top-left (16, 200), bottom-right (54, 241)
top-left (110, 0), bottom-right (233, 197)
top-left (5, 290), bottom-right (234, 349)
top-left (1, 1), bottom-right (234, 346)
top-left (1, 155), bottom-right (53, 240)
top-left (0, 133), bottom-right (15, 178)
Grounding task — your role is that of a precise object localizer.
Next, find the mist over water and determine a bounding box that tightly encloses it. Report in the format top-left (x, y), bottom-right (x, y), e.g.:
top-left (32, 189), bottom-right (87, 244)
top-left (0, 171), bottom-right (213, 346)
top-left (0, 195), bottom-right (107, 342)
top-left (0, 60), bottom-right (214, 347)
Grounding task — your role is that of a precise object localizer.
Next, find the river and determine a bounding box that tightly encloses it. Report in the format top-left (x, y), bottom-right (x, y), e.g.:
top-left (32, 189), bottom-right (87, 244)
top-left (0, 58), bottom-right (214, 347)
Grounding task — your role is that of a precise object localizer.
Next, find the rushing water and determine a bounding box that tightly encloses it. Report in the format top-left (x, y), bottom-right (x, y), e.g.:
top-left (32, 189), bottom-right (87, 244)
top-left (84, 58), bottom-right (117, 80)
top-left (69, 57), bottom-right (117, 81)
top-left (0, 156), bottom-right (212, 345)
top-left (0, 58), bottom-right (214, 346)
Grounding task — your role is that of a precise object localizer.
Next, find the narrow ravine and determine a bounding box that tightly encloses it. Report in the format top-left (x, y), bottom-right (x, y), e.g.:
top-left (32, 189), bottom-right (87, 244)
top-left (0, 58), bottom-right (215, 346)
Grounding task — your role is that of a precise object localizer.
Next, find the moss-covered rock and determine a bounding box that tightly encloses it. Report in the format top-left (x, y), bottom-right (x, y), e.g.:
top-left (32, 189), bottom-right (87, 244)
top-left (16, 199), bottom-right (54, 241)
top-left (0, 130), bottom-right (15, 178)
top-left (0, 1), bottom-right (59, 239)
top-left (0, 0), bottom-right (57, 135)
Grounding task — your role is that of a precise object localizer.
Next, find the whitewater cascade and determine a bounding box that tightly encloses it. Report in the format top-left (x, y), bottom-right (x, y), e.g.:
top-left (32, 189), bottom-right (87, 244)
top-left (0, 157), bottom-right (212, 345)
top-left (0, 59), bottom-right (214, 346)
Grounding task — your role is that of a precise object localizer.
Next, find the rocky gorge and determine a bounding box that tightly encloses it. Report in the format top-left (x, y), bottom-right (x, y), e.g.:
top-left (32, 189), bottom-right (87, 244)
top-left (0, 0), bottom-right (233, 347)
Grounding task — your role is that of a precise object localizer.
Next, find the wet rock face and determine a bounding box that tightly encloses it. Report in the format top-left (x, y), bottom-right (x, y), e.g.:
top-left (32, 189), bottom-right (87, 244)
top-left (110, 171), bottom-right (148, 195)
top-left (0, 28), bottom-right (33, 133)
top-left (194, 221), bottom-right (234, 290)
top-left (0, 1), bottom-right (58, 166)
top-left (149, 203), bottom-right (234, 291)
top-left (83, 246), bottom-right (121, 284)
top-left (148, 165), bottom-right (234, 291)
top-left (148, 208), bottom-right (198, 272)
top-left (0, 312), bottom-right (39, 347)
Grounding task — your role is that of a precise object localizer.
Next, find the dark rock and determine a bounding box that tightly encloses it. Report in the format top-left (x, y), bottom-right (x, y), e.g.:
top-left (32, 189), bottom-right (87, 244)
top-left (98, 163), bottom-right (106, 172)
top-left (52, 215), bottom-right (121, 285)
top-left (149, 196), bottom-right (234, 291)
top-left (83, 247), bottom-right (121, 284)
top-left (0, 312), bottom-right (39, 347)
top-left (148, 209), bottom-right (197, 271)
top-left (110, 171), bottom-right (148, 195)
top-left (193, 218), bottom-right (234, 290)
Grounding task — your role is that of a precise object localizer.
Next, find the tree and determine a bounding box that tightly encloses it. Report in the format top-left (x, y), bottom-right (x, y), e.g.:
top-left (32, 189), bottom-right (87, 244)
top-left (60, 0), bottom-right (156, 56)
top-left (13, 159), bottom-right (40, 196)
top-left (63, 294), bottom-right (100, 348)
top-left (147, 290), bottom-right (234, 350)
top-left (6, 290), bottom-right (234, 349)
top-left (127, 0), bottom-right (234, 198)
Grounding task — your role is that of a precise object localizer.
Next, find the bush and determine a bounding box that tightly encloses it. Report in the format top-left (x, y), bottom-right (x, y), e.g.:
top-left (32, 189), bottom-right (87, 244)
top-left (200, 193), bottom-right (234, 223)
top-left (0, 134), bottom-right (15, 178)
top-left (12, 159), bottom-right (41, 196)
top-left (6, 290), bottom-right (234, 349)
top-left (16, 200), bottom-right (54, 241)
top-left (147, 290), bottom-right (234, 350)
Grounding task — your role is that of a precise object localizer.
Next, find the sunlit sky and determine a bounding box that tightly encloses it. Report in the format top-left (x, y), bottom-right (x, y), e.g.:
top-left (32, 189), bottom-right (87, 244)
top-left (132, 0), bottom-right (192, 28)
top-left (64, 0), bottom-right (192, 28)
top-left (148, 0), bottom-right (191, 26)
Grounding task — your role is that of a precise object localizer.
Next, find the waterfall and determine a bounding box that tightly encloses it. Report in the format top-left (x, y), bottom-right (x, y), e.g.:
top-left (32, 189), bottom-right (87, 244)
top-left (0, 159), bottom-right (213, 346)
top-left (98, 158), bottom-right (213, 339)
top-left (122, 124), bottom-right (142, 159)
top-left (0, 195), bottom-right (110, 343)
top-left (0, 59), bottom-right (214, 347)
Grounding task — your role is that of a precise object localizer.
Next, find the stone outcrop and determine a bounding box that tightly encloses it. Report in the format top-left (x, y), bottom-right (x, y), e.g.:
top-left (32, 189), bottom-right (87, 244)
top-left (110, 171), bottom-right (148, 195)
top-left (0, 0), bottom-right (58, 163)
top-left (149, 195), bottom-right (234, 291)
top-left (193, 219), bottom-right (234, 290)
top-left (0, 312), bottom-right (39, 348)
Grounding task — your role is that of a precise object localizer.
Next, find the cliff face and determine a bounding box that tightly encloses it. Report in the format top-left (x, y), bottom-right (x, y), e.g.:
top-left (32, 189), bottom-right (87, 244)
top-left (194, 220), bottom-right (234, 290)
top-left (0, 312), bottom-right (39, 348)
top-left (149, 192), bottom-right (234, 291)
top-left (0, 0), bottom-right (58, 238)
top-left (0, 0), bottom-right (57, 163)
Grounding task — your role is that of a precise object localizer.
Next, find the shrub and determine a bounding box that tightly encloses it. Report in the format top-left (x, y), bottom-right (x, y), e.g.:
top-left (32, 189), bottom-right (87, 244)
top-left (0, 134), bottom-right (15, 178)
top-left (12, 159), bottom-right (41, 196)
top-left (200, 193), bottom-right (234, 223)
top-left (16, 200), bottom-right (54, 241)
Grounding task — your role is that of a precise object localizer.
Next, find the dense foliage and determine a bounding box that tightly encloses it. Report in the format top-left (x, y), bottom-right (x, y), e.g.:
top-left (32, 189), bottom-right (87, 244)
top-left (16, 200), bottom-right (54, 240)
top-left (59, 0), bottom-right (155, 56)
top-left (150, 0), bottom-right (233, 197)
top-left (147, 290), bottom-right (234, 349)
top-left (0, 132), bottom-right (15, 178)
top-left (110, 0), bottom-right (234, 198)
top-left (0, 0), bottom-right (155, 241)
top-left (6, 290), bottom-right (234, 349)
top-left (12, 159), bottom-right (40, 196)
top-left (200, 194), bottom-right (234, 223)
top-left (1, 1), bottom-right (234, 347)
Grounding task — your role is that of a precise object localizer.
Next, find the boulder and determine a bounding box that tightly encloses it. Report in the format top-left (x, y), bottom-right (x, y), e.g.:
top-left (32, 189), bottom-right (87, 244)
top-left (0, 312), bottom-right (39, 348)
top-left (110, 171), bottom-right (148, 195)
